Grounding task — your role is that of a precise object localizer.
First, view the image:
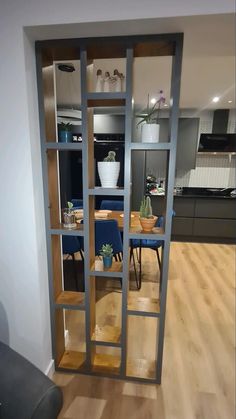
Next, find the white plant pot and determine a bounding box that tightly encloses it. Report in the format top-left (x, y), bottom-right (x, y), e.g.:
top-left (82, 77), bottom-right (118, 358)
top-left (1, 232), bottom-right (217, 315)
top-left (98, 161), bottom-right (120, 188)
top-left (141, 124), bottom-right (160, 143)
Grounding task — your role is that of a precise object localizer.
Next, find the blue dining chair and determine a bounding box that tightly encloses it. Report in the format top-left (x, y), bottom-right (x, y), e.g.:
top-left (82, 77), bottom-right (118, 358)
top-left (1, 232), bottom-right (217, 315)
top-left (130, 213), bottom-right (175, 290)
top-left (71, 199), bottom-right (83, 209)
top-left (95, 219), bottom-right (123, 259)
top-left (95, 219), bottom-right (123, 287)
top-left (100, 200), bottom-right (124, 211)
top-left (62, 236), bottom-right (84, 290)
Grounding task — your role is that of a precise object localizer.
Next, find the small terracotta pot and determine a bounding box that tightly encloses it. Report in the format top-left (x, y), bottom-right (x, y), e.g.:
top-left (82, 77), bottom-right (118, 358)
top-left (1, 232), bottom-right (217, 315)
top-left (139, 216), bottom-right (157, 232)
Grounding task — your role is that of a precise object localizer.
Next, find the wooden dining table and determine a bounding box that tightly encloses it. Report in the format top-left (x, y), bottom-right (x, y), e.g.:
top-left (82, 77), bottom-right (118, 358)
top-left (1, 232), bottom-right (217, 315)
top-left (75, 210), bottom-right (163, 235)
top-left (105, 211), bottom-right (163, 236)
top-left (106, 210), bottom-right (140, 231)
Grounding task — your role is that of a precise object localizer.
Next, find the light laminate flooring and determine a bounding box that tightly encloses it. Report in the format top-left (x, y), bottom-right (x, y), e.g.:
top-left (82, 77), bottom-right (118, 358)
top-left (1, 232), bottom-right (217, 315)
top-left (54, 242), bottom-right (235, 419)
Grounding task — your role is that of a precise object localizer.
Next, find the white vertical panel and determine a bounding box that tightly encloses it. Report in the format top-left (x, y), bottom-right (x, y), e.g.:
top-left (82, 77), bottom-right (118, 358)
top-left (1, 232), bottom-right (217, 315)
top-left (175, 155), bottom-right (236, 187)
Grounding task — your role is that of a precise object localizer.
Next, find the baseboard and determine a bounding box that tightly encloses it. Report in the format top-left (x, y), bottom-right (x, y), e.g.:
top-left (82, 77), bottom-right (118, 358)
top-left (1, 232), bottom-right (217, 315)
top-left (45, 359), bottom-right (55, 379)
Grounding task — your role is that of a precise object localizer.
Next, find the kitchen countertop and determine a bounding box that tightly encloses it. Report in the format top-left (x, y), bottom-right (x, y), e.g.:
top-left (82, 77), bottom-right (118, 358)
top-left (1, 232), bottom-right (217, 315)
top-left (173, 194), bottom-right (236, 199)
top-left (149, 187), bottom-right (236, 199)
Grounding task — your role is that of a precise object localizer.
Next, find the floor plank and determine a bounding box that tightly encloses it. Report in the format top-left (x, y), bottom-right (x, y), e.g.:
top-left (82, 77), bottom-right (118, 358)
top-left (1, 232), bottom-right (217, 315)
top-left (54, 242), bottom-right (235, 419)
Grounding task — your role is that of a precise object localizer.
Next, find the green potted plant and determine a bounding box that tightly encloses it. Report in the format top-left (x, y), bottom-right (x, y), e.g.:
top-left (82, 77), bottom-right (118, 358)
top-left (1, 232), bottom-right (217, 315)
top-left (58, 122), bottom-right (73, 143)
top-left (99, 244), bottom-right (113, 268)
top-left (97, 151), bottom-right (120, 188)
top-left (136, 90), bottom-right (165, 143)
top-left (139, 196), bottom-right (157, 232)
top-left (61, 201), bottom-right (76, 229)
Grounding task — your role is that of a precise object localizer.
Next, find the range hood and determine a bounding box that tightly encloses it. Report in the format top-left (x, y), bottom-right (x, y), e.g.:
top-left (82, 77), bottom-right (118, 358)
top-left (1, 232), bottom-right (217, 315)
top-left (198, 109), bottom-right (236, 153)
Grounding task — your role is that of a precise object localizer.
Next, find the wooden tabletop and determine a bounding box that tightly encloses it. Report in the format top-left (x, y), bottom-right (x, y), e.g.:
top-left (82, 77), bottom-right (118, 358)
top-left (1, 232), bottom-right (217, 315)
top-left (106, 211), bottom-right (140, 230)
top-left (75, 211), bottom-right (163, 235)
top-left (107, 211), bottom-right (163, 235)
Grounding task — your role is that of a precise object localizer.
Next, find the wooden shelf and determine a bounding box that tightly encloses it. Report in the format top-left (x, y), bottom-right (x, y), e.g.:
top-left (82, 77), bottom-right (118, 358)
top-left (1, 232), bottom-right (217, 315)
top-left (129, 226), bottom-right (165, 241)
top-left (45, 142), bottom-right (82, 150)
top-left (91, 325), bottom-right (121, 344)
top-left (58, 350), bottom-right (86, 371)
top-left (127, 296), bottom-right (160, 316)
top-left (131, 142), bottom-right (171, 151)
top-left (55, 291), bottom-right (85, 308)
top-left (126, 358), bottom-right (156, 379)
top-left (87, 92), bottom-right (126, 107)
top-left (90, 260), bottom-right (123, 278)
top-left (49, 222), bottom-right (84, 236)
top-left (91, 353), bottom-right (121, 375)
top-left (134, 39), bottom-right (175, 57)
top-left (88, 187), bottom-right (125, 196)
top-left (87, 92), bottom-right (126, 100)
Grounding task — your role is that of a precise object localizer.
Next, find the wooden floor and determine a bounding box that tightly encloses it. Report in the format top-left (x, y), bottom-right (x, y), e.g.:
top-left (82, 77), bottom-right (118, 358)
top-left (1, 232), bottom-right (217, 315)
top-left (54, 242), bottom-right (235, 419)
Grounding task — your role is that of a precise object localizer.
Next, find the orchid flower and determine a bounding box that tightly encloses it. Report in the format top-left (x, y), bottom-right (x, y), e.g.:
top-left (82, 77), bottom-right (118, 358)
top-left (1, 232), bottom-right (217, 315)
top-left (136, 90), bottom-right (166, 125)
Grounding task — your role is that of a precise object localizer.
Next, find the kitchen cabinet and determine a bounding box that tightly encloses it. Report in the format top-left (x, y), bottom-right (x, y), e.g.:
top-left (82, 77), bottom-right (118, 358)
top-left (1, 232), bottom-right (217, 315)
top-left (176, 118), bottom-right (199, 170)
top-left (193, 218), bottom-right (236, 239)
top-left (172, 196), bottom-right (236, 243)
top-left (149, 195), bottom-right (236, 243)
top-left (173, 197), bottom-right (195, 217)
top-left (172, 217), bottom-right (193, 236)
top-left (146, 117), bottom-right (199, 171)
top-left (195, 198), bottom-right (236, 219)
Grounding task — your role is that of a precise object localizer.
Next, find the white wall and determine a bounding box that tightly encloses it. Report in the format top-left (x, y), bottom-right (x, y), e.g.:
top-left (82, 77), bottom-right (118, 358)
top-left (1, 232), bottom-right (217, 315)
top-left (0, 1), bottom-right (234, 372)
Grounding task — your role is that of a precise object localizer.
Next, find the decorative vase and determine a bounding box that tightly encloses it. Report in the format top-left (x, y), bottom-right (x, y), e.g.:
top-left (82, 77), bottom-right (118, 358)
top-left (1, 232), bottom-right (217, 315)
top-left (62, 209), bottom-right (76, 229)
top-left (103, 256), bottom-right (113, 269)
top-left (59, 131), bottom-right (73, 143)
top-left (139, 216), bottom-right (157, 232)
top-left (141, 124), bottom-right (160, 143)
top-left (97, 161), bottom-right (120, 188)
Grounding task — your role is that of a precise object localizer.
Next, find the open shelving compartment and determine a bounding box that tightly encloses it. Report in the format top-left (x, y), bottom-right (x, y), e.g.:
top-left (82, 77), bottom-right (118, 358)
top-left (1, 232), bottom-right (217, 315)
top-left (36, 32), bottom-right (183, 383)
top-left (55, 307), bottom-right (87, 371)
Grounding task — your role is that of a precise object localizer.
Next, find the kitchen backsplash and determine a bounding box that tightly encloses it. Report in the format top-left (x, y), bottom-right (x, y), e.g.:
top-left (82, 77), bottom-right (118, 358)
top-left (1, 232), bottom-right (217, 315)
top-left (175, 154), bottom-right (236, 188)
top-left (149, 154), bottom-right (235, 188)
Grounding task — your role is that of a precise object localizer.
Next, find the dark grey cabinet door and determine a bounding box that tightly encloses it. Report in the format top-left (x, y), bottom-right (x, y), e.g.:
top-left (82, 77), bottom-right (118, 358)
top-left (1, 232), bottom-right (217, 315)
top-left (193, 218), bottom-right (236, 238)
top-left (195, 199), bottom-right (236, 219)
top-left (150, 196), bottom-right (166, 216)
top-left (145, 118), bottom-right (200, 175)
top-left (173, 197), bottom-right (195, 217)
top-left (131, 151), bottom-right (146, 210)
top-left (172, 217), bottom-right (194, 236)
top-left (176, 118), bottom-right (199, 170)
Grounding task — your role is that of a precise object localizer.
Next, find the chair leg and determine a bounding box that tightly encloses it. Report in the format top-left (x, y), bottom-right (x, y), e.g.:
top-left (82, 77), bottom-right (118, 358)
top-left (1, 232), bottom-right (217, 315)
top-left (130, 247), bottom-right (133, 262)
top-left (137, 246), bottom-right (142, 290)
top-left (132, 252), bottom-right (140, 290)
top-left (79, 250), bottom-right (84, 261)
top-left (156, 248), bottom-right (161, 271)
top-left (130, 246), bottom-right (141, 290)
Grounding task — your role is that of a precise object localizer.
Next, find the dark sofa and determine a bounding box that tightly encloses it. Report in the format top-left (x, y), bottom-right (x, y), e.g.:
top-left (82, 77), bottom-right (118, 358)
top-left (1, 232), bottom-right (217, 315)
top-left (0, 341), bottom-right (63, 419)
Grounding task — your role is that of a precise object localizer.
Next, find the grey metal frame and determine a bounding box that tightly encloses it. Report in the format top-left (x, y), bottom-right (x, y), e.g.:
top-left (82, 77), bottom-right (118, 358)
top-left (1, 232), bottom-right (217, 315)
top-left (35, 32), bottom-right (183, 384)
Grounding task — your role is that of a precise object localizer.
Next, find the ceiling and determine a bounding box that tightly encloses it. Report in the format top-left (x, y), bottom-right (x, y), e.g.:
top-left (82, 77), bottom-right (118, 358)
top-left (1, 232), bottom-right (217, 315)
top-left (53, 13), bottom-right (235, 111)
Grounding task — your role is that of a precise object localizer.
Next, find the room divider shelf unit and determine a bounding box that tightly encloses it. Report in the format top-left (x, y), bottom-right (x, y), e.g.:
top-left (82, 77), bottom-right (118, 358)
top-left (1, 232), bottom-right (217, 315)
top-left (36, 32), bottom-right (183, 384)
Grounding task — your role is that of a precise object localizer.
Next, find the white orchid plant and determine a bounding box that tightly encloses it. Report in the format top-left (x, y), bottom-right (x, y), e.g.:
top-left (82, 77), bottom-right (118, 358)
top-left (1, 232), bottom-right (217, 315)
top-left (136, 90), bottom-right (166, 125)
